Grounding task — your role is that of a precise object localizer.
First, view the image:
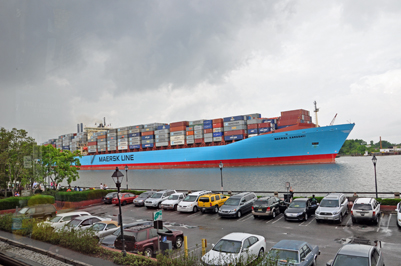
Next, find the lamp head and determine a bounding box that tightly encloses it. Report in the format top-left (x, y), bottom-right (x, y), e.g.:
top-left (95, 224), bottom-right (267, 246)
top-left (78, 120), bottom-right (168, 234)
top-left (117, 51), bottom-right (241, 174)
top-left (372, 155), bottom-right (377, 165)
top-left (111, 167), bottom-right (124, 185)
top-left (219, 162), bottom-right (223, 169)
top-left (125, 165), bottom-right (128, 171)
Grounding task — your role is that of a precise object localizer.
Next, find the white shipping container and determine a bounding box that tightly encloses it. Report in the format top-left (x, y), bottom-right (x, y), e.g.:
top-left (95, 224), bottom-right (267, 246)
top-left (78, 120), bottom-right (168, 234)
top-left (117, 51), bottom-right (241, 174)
top-left (194, 134), bottom-right (203, 139)
top-left (213, 128), bottom-right (223, 133)
top-left (194, 130), bottom-right (203, 135)
top-left (204, 133), bottom-right (213, 138)
top-left (194, 125), bottom-right (204, 130)
top-left (118, 146), bottom-right (128, 150)
top-left (186, 135), bottom-right (194, 140)
top-left (213, 137), bottom-right (223, 142)
top-left (187, 139), bottom-right (195, 144)
top-left (155, 142), bottom-right (169, 147)
top-left (170, 135), bottom-right (185, 141)
top-left (248, 134), bottom-right (259, 138)
top-left (128, 129), bottom-right (141, 133)
top-left (204, 138), bottom-right (213, 143)
top-left (171, 140), bottom-right (185, 146)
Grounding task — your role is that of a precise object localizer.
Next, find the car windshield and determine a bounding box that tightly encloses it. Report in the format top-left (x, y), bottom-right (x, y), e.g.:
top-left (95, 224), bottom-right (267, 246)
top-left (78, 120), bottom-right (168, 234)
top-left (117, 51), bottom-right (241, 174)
top-left (139, 192), bottom-right (151, 198)
top-left (213, 239), bottom-right (242, 253)
top-left (18, 207), bottom-right (29, 214)
top-left (168, 195), bottom-right (179, 200)
top-left (269, 249), bottom-right (299, 263)
top-left (224, 198), bottom-right (240, 206)
top-left (50, 216), bottom-right (63, 223)
top-left (91, 223), bottom-right (106, 231)
top-left (289, 201), bottom-right (306, 208)
top-left (320, 199), bottom-right (339, 207)
top-left (106, 193), bottom-right (116, 198)
top-left (150, 193), bottom-right (163, 199)
top-left (353, 204), bottom-right (372, 211)
top-left (184, 195), bottom-right (198, 202)
top-left (68, 219), bottom-right (82, 228)
top-left (332, 254), bottom-right (369, 266)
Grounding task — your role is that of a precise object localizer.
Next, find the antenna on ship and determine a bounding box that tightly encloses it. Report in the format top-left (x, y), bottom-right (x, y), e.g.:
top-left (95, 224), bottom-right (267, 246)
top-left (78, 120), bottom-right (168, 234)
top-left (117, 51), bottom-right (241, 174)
top-left (313, 101), bottom-right (319, 127)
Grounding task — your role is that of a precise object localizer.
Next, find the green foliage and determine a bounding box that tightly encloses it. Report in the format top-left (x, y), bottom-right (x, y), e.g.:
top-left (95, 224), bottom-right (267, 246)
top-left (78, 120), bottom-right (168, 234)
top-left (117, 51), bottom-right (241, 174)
top-left (339, 139), bottom-right (368, 155)
top-left (377, 198), bottom-right (401, 206)
top-left (293, 196), bottom-right (324, 203)
top-left (0, 195), bottom-right (54, 210)
top-left (54, 190), bottom-right (109, 202)
top-left (0, 213), bottom-right (13, 232)
top-left (113, 252), bottom-right (155, 266)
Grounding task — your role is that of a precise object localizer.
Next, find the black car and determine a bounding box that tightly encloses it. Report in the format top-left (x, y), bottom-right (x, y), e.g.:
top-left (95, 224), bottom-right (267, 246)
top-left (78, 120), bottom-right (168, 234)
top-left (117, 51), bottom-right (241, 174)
top-left (284, 198), bottom-right (318, 221)
top-left (252, 196), bottom-right (287, 219)
top-left (102, 192), bottom-right (118, 204)
top-left (100, 221), bottom-right (153, 248)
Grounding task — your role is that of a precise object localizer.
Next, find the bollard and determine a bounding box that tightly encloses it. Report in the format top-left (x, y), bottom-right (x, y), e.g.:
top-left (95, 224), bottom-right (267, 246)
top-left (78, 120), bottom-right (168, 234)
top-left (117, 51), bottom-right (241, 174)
top-left (274, 191), bottom-right (278, 197)
top-left (395, 192), bottom-right (400, 199)
top-left (202, 238), bottom-right (207, 256)
top-left (184, 236), bottom-right (188, 257)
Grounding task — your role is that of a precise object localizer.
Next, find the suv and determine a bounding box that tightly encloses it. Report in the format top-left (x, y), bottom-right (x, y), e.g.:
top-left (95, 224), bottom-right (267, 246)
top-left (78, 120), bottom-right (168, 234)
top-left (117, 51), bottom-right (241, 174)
top-left (218, 192), bottom-right (257, 218)
top-left (327, 244), bottom-right (384, 266)
top-left (16, 204), bottom-right (57, 220)
top-left (198, 193), bottom-right (229, 213)
top-left (177, 190), bottom-right (212, 213)
top-left (145, 190), bottom-right (176, 208)
top-left (114, 224), bottom-right (184, 257)
top-left (253, 196), bottom-right (286, 219)
top-left (315, 193), bottom-right (348, 223)
top-left (43, 211), bottom-right (90, 229)
top-left (161, 192), bottom-right (186, 211)
top-left (351, 198), bottom-right (381, 224)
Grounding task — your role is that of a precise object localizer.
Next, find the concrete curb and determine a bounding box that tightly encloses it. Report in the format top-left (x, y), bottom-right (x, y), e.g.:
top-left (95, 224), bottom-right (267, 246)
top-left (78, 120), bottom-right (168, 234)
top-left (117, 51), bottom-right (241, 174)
top-left (0, 236), bottom-right (92, 266)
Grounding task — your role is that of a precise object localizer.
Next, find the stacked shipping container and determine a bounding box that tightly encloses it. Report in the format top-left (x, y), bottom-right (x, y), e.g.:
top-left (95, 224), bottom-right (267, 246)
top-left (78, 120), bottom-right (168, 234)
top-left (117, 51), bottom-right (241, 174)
top-left (107, 129), bottom-right (117, 152)
top-left (277, 109), bottom-right (312, 128)
top-left (170, 121), bottom-right (187, 146)
top-left (128, 125), bottom-right (143, 149)
top-left (155, 125), bottom-right (170, 147)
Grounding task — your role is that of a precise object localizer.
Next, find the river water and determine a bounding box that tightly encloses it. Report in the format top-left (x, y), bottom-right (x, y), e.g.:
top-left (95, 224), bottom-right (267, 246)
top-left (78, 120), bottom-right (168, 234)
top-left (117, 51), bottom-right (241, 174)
top-left (66, 155), bottom-right (401, 196)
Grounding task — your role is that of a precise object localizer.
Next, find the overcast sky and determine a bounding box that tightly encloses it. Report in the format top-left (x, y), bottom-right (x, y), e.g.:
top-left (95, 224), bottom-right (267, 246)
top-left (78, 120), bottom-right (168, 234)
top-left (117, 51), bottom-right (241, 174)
top-left (1, 0), bottom-right (400, 144)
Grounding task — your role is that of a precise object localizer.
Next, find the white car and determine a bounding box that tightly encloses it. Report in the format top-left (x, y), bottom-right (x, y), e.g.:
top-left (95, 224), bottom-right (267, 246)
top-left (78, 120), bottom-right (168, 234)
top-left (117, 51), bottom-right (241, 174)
top-left (89, 221), bottom-right (120, 238)
top-left (42, 211), bottom-right (91, 230)
top-left (145, 190), bottom-right (176, 208)
top-left (161, 192), bottom-right (186, 211)
top-left (177, 190), bottom-right (211, 213)
top-left (396, 202), bottom-right (401, 228)
top-left (201, 232), bottom-right (266, 266)
top-left (64, 215), bottom-right (111, 231)
top-left (351, 198), bottom-right (381, 224)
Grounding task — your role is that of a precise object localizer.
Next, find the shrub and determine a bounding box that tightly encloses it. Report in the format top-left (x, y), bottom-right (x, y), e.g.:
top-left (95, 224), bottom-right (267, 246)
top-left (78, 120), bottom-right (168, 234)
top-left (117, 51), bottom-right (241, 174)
top-left (0, 214), bottom-right (13, 232)
top-left (0, 195), bottom-right (55, 210)
top-left (54, 190), bottom-right (146, 202)
top-left (377, 198), bottom-right (401, 206)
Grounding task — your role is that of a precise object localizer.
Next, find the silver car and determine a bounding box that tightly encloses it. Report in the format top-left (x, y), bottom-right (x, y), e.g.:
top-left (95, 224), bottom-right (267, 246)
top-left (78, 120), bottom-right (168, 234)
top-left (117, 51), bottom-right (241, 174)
top-left (315, 193), bottom-right (348, 223)
top-left (145, 190), bottom-right (176, 208)
top-left (326, 244), bottom-right (384, 266)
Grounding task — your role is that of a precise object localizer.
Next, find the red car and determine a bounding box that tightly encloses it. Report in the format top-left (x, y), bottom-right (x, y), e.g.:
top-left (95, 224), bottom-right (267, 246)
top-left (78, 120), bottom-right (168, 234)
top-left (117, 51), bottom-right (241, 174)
top-left (112, 193), bottom-right (138, 206)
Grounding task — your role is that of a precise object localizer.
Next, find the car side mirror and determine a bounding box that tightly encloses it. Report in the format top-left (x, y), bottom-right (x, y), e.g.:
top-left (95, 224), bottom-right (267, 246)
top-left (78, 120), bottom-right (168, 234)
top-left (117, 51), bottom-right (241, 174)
top-left (240, 202), bottom-right (244, 205)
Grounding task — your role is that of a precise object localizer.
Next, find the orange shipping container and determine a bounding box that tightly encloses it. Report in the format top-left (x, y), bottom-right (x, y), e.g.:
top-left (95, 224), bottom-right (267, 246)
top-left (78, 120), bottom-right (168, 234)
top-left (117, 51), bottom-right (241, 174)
top-left (186, 131), bottom-right (194, 136)
top-left (170, 126), bottom-right (186, 132)
top-left (204, 129), bottom-right (213, 134)
top-left (142, 131), bottom-right (154, 136)
top-left (212, 118), bottom-right (223, 123)
top-left (170, 121), bottom-right (189, 127)
top-left (97, 135), bottom-right (106, 139)
top-left (213, 123), bottom-right (223, 128)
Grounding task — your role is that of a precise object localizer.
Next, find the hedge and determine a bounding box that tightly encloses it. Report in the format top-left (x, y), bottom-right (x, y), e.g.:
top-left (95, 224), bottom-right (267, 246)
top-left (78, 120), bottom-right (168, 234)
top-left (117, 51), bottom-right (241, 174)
top-left (377, 198), bottom-right (401, 206)
top-left (53, 189), bottom-right (146, 202)
top-left (0, 195), bottom-right (55, 211)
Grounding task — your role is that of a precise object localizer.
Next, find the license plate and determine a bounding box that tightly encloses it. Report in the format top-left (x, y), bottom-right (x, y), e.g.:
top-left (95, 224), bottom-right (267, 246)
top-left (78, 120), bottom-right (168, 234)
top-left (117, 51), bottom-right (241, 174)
top-left (258, 209), bottom-right (262, 211)
top-left (361, 214), bottom-right (365, 216)
top-left (324, 217), bottom-right (328, 219)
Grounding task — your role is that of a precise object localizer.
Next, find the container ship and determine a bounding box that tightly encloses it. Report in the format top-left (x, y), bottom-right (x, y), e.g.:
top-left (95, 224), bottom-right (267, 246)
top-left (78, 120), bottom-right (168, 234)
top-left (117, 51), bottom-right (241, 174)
top-left (42, 109), bottom-right (354, 170)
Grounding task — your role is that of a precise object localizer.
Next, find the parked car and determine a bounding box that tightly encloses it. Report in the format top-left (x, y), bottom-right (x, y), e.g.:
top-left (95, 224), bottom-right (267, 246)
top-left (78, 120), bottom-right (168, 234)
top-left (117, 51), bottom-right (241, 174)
top-left (65, 215), bottom-right (110, 231)
top-left (89, 220), bottom-right (119, 238)
top-left (102, 192), bottom-right (118, 204)
top-left (133, 191), bottom-right (155, 207)
top-left (201, 232), bottom-right (266, 266)
top-left (161, 192), bottom-right (186, 211)
top-left (218, 192), bottom-right (257, 218)
top-left (326, 244), bottom-right (384, 266)
top-left (111, 193), bottom-right (138, 206)
top-left (351, 198), bottom-right (381, 224)
top-left (284, 198), bottom-right (318, 221)
top-left (42, 211), bottom-right (90, 230)
top-left (16, 204), bottom-right (57, 220)
top-left (114, 223), bottom-right (184, 257)
top-left (177, 190), bottom-right (212, 213)
top-left (100, 221), bottom-right (153, 248)
top-left (259, 239), bottom-right (319, 266)
top-left (396, 202), bottom-right (401, 228)
top-left (145, 190), bottom-right (176, 208)
top-left (198, 193), bottom-right (229, 214)
top-left (252, 196), bottom-right (286, 219)
top-left (315, 193), bottom-right (348, 223)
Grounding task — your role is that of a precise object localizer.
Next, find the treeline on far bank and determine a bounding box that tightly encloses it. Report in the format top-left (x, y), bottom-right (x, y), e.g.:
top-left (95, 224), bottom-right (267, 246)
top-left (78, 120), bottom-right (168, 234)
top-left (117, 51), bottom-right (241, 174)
top-left (339, 139), bottom-right (400, 156)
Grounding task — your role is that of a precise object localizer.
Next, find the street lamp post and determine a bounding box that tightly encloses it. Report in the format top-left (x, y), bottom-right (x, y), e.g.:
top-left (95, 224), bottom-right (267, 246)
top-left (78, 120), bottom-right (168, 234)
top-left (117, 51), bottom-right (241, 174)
top-left (112, 167), bottom-right (126, 257)
top-left (372, 155), bottom-right (378, 199)
top-left (219, 162), bottom-right (224, 194)
top-left (125, 165), bottom-right (128, 190)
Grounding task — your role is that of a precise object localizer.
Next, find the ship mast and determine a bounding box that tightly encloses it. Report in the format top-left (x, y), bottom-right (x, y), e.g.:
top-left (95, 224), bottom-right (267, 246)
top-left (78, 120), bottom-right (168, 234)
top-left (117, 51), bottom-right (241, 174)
top-left (313, 101), bottom-right (319, 127)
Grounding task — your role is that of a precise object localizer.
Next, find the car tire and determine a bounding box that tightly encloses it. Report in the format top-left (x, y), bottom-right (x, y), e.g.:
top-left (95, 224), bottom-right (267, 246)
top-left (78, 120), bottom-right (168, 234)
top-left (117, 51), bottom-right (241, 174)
top-left (352, 217), bottom-right (356, 224)
top-left (174, 204), bottom-right (178, 211)
top-left (374, 215), bottom-right (379, 225)
top-left (122, 201), bottom-right (126, 206)
top-left (316, 219), bottom-right (321, 223)
top-left (201, 209), bottom-right (205, 214)
top-left (175, 236), bottom-right (183, 248)
top-left (311, 258), bottom-right (316, 266)
top-left (237, 211), bottom-right (242, 218)
top-left (304, 213), bottom-right (308, 221)
top-left (253, 215), bottom-right (258, 219)
top-left (339, 214), bottom-right (343, 224)
top-left (214, 206), bottom-right (219, 213)
top-left (158, 202), bottom-right (162, 209)
top-left (193, 206), bottom-right (198, 213)
top-left (272, 211), bottom-right (276, 218)
top-left (397, 222), bottom-right (401, 229)
top-left (144, 247), bottom-right (153, 257)
top-left (258, 248), bottom-right (264, 258)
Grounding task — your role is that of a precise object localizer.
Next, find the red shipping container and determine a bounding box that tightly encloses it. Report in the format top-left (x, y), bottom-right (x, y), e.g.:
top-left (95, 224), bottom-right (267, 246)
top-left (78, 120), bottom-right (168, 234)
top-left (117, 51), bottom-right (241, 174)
top-left (186, 127), bottom-right (194, 131)
top-left (195, 138), bottom-right (203, 143)
top-left (225, 130), bottom-right (246, 136)
top-left (132, 125), bottom-right (142, 129)
top-left (170, 126), bottom-right (186, 132)
top-left (257, 123), bottom-right (271, 128)
top-left (186, 131), bottom-right (194, 136)
top-left (204, 129), bottom-right (213, 134)
top-left (170, 121), bottom-right (189, 127)
top-left (213, 123), bottom-right (223, 128)
top-left (247, 124), bottom-right (258, 129)
top-left (88, 141), bottom-right (97, 146)
top-left (212, 118), bottom-right (223, 123)
top-left (142, 131), bottom-right (154, 136)
top-left (97, 135), bottom-right (106, 139)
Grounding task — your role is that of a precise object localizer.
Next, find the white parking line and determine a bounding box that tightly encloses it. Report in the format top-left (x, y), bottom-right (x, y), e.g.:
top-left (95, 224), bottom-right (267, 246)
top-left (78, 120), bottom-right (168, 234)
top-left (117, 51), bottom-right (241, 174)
top-left (240, 214), bottom-right (254, 222)
top-left (188, 212), bottom-right (201, 218)
top-left (386, 213), bottom-right (392, 229)
top-left (266, 219), bottom-right (274, 224)
top-left (237, 213), bottom-right (251, 222)
top-left (300, 217), bottom-right (316, 226)
top-left (272, 215), bottom-right (283, 224)
top-left (345, 216), bottom-right (352, 227)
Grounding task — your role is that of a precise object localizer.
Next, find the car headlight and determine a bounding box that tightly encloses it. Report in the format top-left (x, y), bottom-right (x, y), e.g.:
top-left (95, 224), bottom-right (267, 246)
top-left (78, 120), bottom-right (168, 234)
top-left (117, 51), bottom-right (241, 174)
top-left (333, 211), bottom-right (339, 215)
top-left (315, 211), bottom-right (320, 215)
top-left (298, 212), bottom-right (304, 216)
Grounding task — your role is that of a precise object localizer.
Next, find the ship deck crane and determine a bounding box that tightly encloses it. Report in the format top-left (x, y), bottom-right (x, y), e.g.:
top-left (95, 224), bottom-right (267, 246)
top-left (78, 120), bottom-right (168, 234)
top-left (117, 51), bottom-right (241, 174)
top-left (313, 101), bottom-right (319, 127)
top-left (330, 113), bottom-right (337, 126)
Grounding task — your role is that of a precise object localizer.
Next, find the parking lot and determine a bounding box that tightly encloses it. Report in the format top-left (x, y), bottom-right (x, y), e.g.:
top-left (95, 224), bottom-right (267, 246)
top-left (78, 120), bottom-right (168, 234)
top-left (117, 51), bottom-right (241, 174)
top-left (80, 202), bottom-right (401, 266)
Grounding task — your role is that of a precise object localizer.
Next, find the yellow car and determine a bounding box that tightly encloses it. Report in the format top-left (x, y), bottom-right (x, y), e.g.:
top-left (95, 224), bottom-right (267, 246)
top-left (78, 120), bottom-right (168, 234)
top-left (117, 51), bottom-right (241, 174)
top-left (198, 193), bottom-right (229, 213)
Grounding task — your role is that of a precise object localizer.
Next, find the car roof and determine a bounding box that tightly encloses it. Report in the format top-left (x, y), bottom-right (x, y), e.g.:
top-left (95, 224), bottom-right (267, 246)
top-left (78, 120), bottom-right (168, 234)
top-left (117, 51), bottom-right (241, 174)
top-left (73, 215), bottom-right (99, 221)
top-left (324, 193), bottom-right (343, 199)
top-left (188, 190), bottom-right (211, 196)
top-left (337, 244), bottom-right (372, 257)
top-left (56, 211), bottom-right (90, 217)
top-left (354, 198), bottom-right (374, 204)
top-left (273, 240), bottom-right (307, 250)
top-left (257, 196), bottom-right (276, 200)
top-left (124, 221), bottom-right (152, 228)
top-left (201, 193), bottom-right (223, 197)
top-left (293, 198), bottom-right (308, 202)
top-left (230, 192), bottom-right (253, 198)
top-left (222, 233), bottom-right (259, 241)
top-left (171, 192), bottom-right (185, 196)
top-left (96, 220), bottom-right (119, 226)
top-left (125, 224), bottom-right (153, 232)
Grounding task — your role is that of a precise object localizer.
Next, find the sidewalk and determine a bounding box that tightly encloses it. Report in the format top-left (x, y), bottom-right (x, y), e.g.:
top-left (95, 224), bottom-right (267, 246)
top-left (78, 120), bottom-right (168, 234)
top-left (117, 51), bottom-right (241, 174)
top-left (0, 230), bottom-right (116, 266)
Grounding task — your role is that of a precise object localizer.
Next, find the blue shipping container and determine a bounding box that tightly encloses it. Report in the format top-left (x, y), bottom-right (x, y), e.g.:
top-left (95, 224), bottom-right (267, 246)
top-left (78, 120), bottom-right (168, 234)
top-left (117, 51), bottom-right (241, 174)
top-left (143, 143), bottom-right (154, 148)
top-left (129, 133), bottom-right (141, 138)
top-left (248, 129), bottom-right (258, 134)
top-left (203, 120), bottom-right (212, 125)
top-left (223, 116), bottom-right (246, 122)
top-left (224, 135), bottom-right (244, 141)
top-left (203, 124), bottom-right (212, 129)
top-left (62, 146), bottom-right (70, 149)
top-left (157, 125), bottom-right (170, 130)
top-left (259, 128), bottom-right (271, 133)
top-left (142, 135), bottom-right (155, 140)
top-left (129, 145), bottom-right (140, 149)
top-left (213, 132), bottom-right (224, 137)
